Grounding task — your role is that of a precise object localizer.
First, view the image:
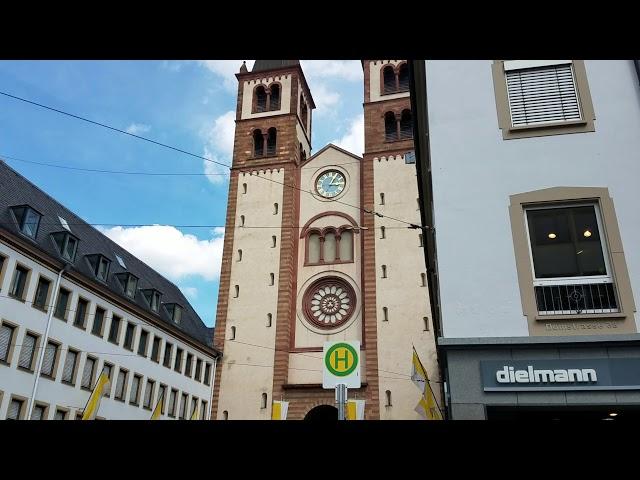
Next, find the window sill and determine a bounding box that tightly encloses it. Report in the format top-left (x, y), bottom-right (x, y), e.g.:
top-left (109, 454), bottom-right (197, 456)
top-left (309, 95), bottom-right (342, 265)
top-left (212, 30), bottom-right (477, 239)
top-left (509, 119), bottom-right (587, 132)
top-left (32, 305), bottom-right (48, 313)
top-left (91, 331), bottom-right (104, 339)
top-left (108, 340), bottom-right (119, 346)
top-left (114, 397), bottom-right (126, 403)
top-left (535, 313), bottom-right (626, 321)
top-left (73, 323), bottom-right (87, 331)
top-left (54, 316), bottom-right (68, 322)
top-left (81, 386), bottom-right (93, 392)
top-left (17, 366), bottom-right (34, 374)
top-left (384, 138), bottom-right (413, 144)
top-left (142, 406), bottom-right (152, 411)
top-left (381, 89), bottom-right (409, 96)
top-left (9, 295), bottom-right (26, 303)
top-left (61, 380), bottom-right (75, 388)
top-left (0, 359), bottom-right (10, 367)
top-left (249, 154), bottom-right (279, 161)
top-left (40, 373), bottom-right (56, 381)
top-left (129, 401), bottom-right (140, 407)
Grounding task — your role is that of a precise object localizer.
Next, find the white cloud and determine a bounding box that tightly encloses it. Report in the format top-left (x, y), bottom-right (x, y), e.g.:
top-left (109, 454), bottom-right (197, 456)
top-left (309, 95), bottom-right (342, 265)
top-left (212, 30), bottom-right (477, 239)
top-left (198, 60), bottom-right (255, 92)
top-left (311, 83), bottom-right (340, 115)
top-left (180, 286), bottom-right (198, 299)
top-left (300, 60), bottom-right (362, 82)
top-left (161, 60), bottom-right (184, 72)
top-left (125, 123), bottom-right (151, 135)
top-left (331, 116), bottom-right (364, 156)
top-left (202, 110), bottom-right (235, 184)
top-left (99, 225), bottom-right (224, 282)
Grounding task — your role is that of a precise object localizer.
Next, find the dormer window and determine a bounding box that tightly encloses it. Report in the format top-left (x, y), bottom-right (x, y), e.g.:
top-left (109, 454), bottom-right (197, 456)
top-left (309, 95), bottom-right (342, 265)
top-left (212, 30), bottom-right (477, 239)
top-left (86, 254), bottom-right (111, 282)
top-left (10, 205), bottom-right (42, 239)
top-left (165, 303), bottom-right (183, 325)
top-left (116, 272), bottom-right (138, 298)
top-left (142, 289), bottom-right (162, 313)
top-left (51, 231), bottom-right (79, 262)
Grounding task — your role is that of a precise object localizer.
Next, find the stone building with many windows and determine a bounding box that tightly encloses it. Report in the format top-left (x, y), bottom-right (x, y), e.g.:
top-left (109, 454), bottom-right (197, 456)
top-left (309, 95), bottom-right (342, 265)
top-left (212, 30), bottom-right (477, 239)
top-left (0, 160), bottom-right (220, 420)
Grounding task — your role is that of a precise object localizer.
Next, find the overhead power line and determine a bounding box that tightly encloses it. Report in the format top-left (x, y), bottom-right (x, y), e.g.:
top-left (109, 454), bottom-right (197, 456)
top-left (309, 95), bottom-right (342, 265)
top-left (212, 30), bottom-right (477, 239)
top-left (0, 90), bottom-right (429, 231)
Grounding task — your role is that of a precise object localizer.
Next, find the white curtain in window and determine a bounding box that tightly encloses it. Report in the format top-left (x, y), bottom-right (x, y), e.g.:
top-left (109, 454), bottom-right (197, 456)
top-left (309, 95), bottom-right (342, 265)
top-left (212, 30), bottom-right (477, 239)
top-left (82, 358), bottom-right (95, 388)
top-left (115, 370), bottom-right (126, 398)
top-left (130, 376), bottom-right (140, 403)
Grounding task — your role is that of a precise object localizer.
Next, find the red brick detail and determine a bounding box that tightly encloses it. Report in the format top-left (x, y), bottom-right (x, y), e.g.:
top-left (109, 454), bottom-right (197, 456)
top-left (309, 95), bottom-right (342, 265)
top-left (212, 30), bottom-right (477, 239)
top-left (360, 153), bottom-right (380, 420)
top-left (211, 170), bottom-right (239, 419)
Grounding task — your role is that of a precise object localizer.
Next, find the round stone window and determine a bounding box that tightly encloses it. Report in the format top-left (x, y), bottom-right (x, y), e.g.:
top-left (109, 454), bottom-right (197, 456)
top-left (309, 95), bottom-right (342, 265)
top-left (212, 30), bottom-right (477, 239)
top-left (303, 277), bottom-right (356, 329)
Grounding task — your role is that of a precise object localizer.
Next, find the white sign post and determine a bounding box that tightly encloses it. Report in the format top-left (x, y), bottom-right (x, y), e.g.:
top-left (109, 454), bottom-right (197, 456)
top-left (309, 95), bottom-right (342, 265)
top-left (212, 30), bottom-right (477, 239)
top-left (323, 341), bottom-right (361, 420)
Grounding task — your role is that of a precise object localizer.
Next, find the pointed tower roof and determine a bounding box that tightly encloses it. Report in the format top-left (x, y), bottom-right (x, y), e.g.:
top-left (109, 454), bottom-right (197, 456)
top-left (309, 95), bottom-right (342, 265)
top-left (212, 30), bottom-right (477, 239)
top-left (252, 60), bottom-right (300, 72)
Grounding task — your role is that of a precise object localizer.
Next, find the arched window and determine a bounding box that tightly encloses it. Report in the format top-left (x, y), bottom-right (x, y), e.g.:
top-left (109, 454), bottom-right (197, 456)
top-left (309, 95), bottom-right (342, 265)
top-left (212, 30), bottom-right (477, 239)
top-left (237, 249), bottom-right (242, 262)
top-left (273, 203), bottom-right (278, 215)
top-left (261, 393), bottom-right (268, 409)
top-left (423, 316), bottom-right (430, 331)
top-left (230, 326), bottom-right (236, 340)
top-left (234, 285), bottom-right (239, 298)
top-left (421, 273), bottom-right (426, 286)
top-left (382, 265), bottom-right (387, 278)
top-left (222, 410), bottom-right (228, 420)
top-left (255, 86), bottom-right (267, 112)
top-left (308, 232), bottom-right (321, 263)
top-left (266, 128), bottom-right (277, 156)
top-left (383, 65), bottom-right (396, 94)
top-left (324, 232), bottom-right (337, 262)
top-left (385, 390), bottom-right (392, 407)
top-left (400, 109), bottom-right (413, 139)
top-left (267, 313), bottom-right (272, 327)
top-left (300, 94), bottom-right (308, 129)
top-left (240, 215), bottom-right (245, 226)
top-left (270, 84), bottom-right (280, 110)
top-left (398, 63), bottom-right (409, 91)
top-left (271, 235), bottom-right (277, 248)
top-left (299, 142), bottom-right (307, 163)
top-left (384, 112), bottom-right (397, 141)
top-left (382, 307), bottom-right (389, 322)
top-left (340, 230), bottom-right (353, 261)
top-left (253, 129), bottom-right (264, 157)
top-left (381, 226), bottom-right (386, 239)
top-left (269, 273), bottom-right (274, 286)
top-left (242, 183), bottom-right (247, 194)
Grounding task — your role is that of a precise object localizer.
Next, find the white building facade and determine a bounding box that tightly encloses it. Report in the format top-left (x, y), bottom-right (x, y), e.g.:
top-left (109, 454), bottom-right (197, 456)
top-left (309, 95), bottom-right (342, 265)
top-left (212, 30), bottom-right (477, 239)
top-left (411, 60), bottom-right (640, 419)
top-left (0, 161), bottom-right (219, 420)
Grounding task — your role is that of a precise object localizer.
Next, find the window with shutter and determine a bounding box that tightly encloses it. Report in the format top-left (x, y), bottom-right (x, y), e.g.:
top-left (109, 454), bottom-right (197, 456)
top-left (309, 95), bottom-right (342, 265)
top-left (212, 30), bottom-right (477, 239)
top-left (18, 333), bottom-right (37, 370)
top-left (130, 374), bottom-right (141, 404)
top-left (54, 409), bottom-right (67, 420)
top-left (493, 60), bottom-right (595, 140)
top-left (179, 393), bottom-right (188, 419)
top-left (143, 379), bottom-right (154, 408)
top-left (7, 398), bottom-right (24, 420)
top-left (62, 349), bottom-right (78, 384)
top-left (169, 389), bottom-right (177, 417)
top-left (31, 404), bottom-right (46, 420)
top-left (115, 369), bottom-right (127, 400)
top-left (40, 342), bottom-right (58, 377)
top-left (506, 63), bottom-right (581, 127)
top-left (0, 324), bottom-right (15, 363)
top-left (82, 357), bottom-right (96, 389)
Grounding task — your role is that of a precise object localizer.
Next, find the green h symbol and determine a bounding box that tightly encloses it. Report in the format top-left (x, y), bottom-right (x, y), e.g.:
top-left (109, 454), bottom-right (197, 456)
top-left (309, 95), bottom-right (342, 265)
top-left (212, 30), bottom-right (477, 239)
top-left (333, 348), bottom-right (349, 370)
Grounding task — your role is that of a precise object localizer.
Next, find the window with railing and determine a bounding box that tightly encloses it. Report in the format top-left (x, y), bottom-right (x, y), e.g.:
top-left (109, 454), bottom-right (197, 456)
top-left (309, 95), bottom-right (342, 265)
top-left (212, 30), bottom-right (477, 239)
top-left (382, 62), bottom-right (409, 95)
top-left (525, 203), bottom-right (619, 316)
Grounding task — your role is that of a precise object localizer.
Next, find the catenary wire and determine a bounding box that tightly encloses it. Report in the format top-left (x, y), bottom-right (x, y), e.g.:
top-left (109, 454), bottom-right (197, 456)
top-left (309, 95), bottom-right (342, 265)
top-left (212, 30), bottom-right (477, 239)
top-left (0, 90), bottom-right (428, 230)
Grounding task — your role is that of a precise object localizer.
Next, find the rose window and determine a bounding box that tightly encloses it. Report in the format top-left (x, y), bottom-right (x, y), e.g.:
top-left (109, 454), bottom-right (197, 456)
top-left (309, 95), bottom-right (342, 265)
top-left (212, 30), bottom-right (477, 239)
top-left (303, 277), bottom-right (356, 329)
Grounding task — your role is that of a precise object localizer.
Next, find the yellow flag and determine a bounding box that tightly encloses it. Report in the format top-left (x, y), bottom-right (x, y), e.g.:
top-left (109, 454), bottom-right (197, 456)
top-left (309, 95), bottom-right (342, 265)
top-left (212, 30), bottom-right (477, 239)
top-left (81, 372), bottom-right (111, 420)
top-left (411, 346), bottom-right (443, 420)
top-left (346, 399), bottom-right (365, 420)
top-left (271, 401), bottom-right (288, 420)
top-left (190, 405), bottom-right (199, 420)
top-left (150, 393), bottom-right (164, 420)
top-left (411, 348), bottom-right (428, 393)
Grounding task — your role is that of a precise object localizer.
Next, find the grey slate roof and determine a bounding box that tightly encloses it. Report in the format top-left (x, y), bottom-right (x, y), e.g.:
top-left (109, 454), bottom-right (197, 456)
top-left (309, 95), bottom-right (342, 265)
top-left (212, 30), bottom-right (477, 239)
top-left (252, 60), bottom-right (300, 72)
top-left (0, 160), bottom-right (215, 350)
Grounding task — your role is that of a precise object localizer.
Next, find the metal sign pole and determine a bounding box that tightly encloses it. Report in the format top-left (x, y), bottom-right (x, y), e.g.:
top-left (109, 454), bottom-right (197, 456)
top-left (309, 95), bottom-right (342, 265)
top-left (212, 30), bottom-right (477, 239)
top-left (336, 383), bottom-right (347, 420)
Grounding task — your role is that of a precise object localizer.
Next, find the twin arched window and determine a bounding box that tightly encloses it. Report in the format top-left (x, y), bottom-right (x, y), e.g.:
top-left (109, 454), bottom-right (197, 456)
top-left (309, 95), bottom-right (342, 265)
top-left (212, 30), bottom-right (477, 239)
top-left (253, 128), bottom-right (277, 157)
top-left (254, 84), bottom-right (281, 113)
top-left (382, 63), bottom-right (409, 94)
top-left (384, 109), bottom-right (413, 142)
top-left (306, 228), bottom-right (354, 265)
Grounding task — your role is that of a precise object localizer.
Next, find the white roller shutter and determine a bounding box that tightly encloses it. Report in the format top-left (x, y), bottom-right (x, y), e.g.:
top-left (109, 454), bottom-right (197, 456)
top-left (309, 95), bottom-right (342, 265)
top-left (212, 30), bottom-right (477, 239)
top-left (0, 324), bottom-right (13, 362)
top-left (62, 350), bottom-right (77, 383)
top-left (7, 399), bottom-right (22, 420)
top-left (18, 334), bottom-right (36, 369)
top-left (81, 357), bottom-right (95, 388)
top-left (41, 342), bottom-right (57, 376)
top-left (506, 63), bottom-right (581, 127)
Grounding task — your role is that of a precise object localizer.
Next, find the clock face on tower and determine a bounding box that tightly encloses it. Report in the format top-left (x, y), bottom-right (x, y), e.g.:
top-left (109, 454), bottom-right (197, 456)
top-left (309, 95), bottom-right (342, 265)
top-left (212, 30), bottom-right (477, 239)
top-left (315, 170), bottom-right (346, 198)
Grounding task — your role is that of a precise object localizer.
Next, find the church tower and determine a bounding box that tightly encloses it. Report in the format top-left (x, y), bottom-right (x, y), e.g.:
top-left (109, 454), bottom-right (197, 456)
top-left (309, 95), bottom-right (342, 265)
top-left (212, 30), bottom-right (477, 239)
top-left (212, 60), bottom-right (440, 420)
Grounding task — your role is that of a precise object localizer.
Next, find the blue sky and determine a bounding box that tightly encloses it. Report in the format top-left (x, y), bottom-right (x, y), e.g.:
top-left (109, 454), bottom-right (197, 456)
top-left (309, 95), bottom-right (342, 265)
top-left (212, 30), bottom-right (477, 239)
top-left (0, 60), bottom-right (365, 327)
